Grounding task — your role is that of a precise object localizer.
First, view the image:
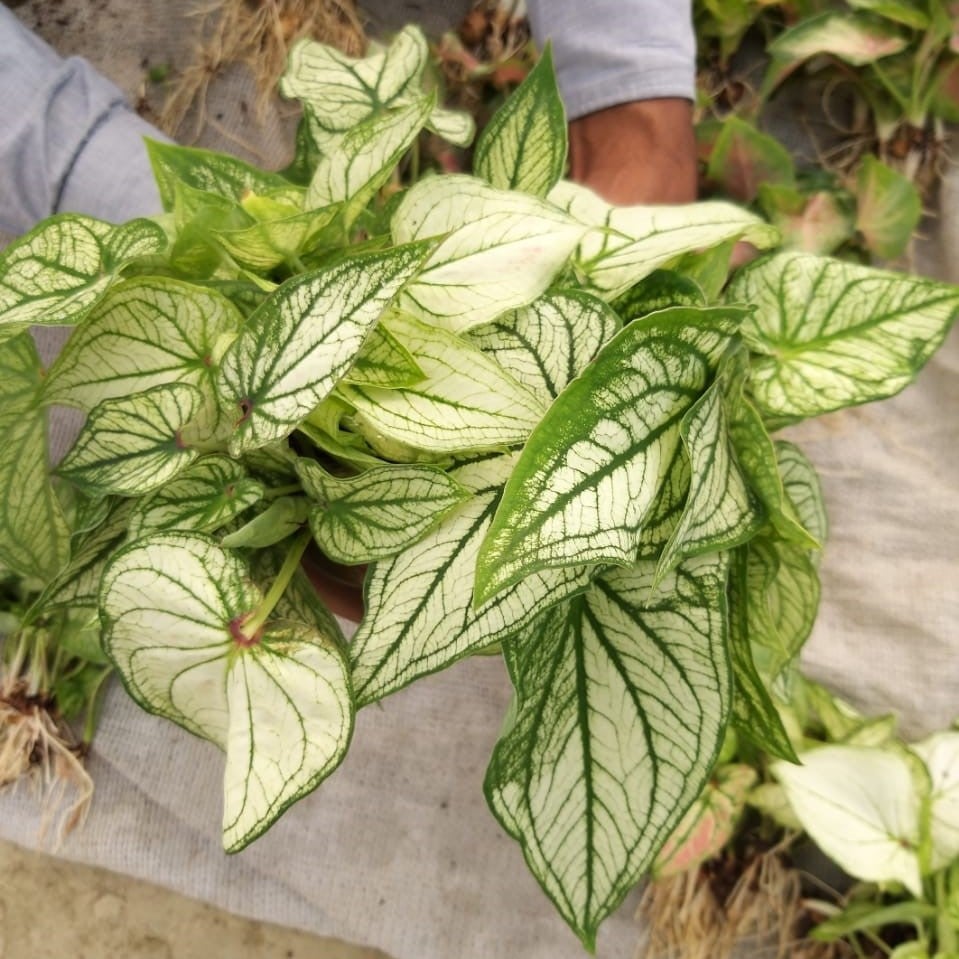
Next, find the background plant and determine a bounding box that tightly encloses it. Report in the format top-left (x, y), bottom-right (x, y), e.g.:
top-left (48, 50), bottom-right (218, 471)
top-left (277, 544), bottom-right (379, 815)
top-left (1, 24), bottom-right (957, 949)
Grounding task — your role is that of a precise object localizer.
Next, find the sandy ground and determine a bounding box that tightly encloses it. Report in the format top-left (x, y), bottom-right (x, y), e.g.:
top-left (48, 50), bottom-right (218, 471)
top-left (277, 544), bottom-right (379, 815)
top-left (0, 838), bottom-right (390, 959)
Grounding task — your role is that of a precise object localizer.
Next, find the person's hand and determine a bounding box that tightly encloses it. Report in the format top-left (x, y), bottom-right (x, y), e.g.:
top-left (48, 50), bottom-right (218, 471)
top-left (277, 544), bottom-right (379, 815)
top-left (568, 97), bottom-right (697, 205)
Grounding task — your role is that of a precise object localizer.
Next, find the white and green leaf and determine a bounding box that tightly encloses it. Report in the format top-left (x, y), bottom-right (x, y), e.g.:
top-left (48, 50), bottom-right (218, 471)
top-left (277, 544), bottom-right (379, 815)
top-left (297, 458), bottom-right (469, 563)
top-left (392, 175), bottom-right (588, 332)
top-left (281, 25), bottom-right (429, 131)
top-left (128, 456), bottom-right (264, 538)
top-left (774, 745), bottom-right (925, 895)
top-left (548, 180), bottom-right (778, 301)
top-left (218, 242), bottom-right (431, 455)
top-left (342, 322), bottom-right (424, 388)
top-left (728, 251), bottom-right (959, 419)
top-left (476, 307), bottom-right (743, 604)
top-left (485, 554), bottom-right (731, 948)
top-left (349, 455), bottom-right (593, 705)
top-left (222, 620), bottom-right (353, 851)
top-left (43, 277), bottom-right (242, 442)
top-left (656, 375), bottom-right (765, 583)
top-left (911, 730), bottom-right (959, 871)
top-left (472, 44), bottom-right (566, 197)
top-left (467, 290), bottom-right (621, 403)
top-left (57, 382), bottom-right (203, 496)
top-left (340, 311), bottom-right (547, 454)
top-left (776, 440), bottom-right (828, 559)
top-left (0, 215), bottom-right (166, 329)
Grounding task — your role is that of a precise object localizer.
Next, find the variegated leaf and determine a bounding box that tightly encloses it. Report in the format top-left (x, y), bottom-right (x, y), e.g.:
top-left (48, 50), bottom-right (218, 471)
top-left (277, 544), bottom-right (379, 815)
top-left (728, 252), bottom-right (959, 419)
top-left (485, 554), bottom-right (731, 948)
top-left (392, 175), bottom-right (588, 332)
top-left (57, 383), bottom-right (203, 496)
top-left (340, 311), bottom-right (547, 454)
top-left (912, 731), bottom-right (959, 870)
top-left (43, 277), bottom-right (242, 442)
top-left (475, 307), bottom-right (743, 604)
top-left (349, 455), bottom-right (593, 706)
top-left (0, 215), bottom-right (166, 329)
top-left (728, 400), bottom-right (821, 549)
top-left (0, 331), bottom-right (44, 436)
top-left (342, 322), bottom-right (424, 388)
top-left (146, 138), bottom-right (298, 209)
top-left (425, 106), bottom-right (474, 147)
top-left (100, 533), bottom-right (353, 852)
top-left (128, 455), bottom-right (264, 538)
top-left (548, 180), bottom-right (778, 301)
top-left (296, 458), bottom-right (470, 563)
top-left (776, 441), bottom-right (828, 560)
top-left (774, 745), bottom-right (924, 895)
top-left (656, 376), bottom-right (764, 582)
top-left (218, 242), bottom-right (431, 455)
top-left (222, 620), bottom-right (353, 851)
top-left (306, 96), bottom-right (434, 219)
top-left (281, 26), bottom-right (429, 131)
top-left (473, 44), bottom-right (566, 197)
top-left (727, 547), bottom-right (798, 761)
top-left (467, 290), bottom-right (621, 403)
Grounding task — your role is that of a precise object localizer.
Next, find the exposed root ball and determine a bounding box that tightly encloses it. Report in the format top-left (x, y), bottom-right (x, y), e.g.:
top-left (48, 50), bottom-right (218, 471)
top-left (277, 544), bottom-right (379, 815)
top-left (160, 0), bottom-right (367, 138)
top-left (0, 684), bottom-right (93, 845)
top-left (635, 845), bottom-right (855, 959)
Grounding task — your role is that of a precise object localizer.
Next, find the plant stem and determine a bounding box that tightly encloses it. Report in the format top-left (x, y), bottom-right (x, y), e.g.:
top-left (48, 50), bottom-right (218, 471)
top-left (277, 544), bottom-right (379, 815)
top-left (240, 528), bottom-right (311, 638)
top-left (936, 868), bottom-right (958, 954)
top-left (263, 483), bottom-right (302, 500)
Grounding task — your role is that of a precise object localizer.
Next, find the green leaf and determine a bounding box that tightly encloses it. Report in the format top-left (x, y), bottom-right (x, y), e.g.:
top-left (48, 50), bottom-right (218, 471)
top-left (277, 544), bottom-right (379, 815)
top-left (467, 290), bottom-right (621, 403)
top-left (281, 25), bottom-right (429, 132)
top-left (727, 548), bottom-right (799, 761)
top-left (549, 180), bottom-right (778, 301)
top-left (218, 242), bottom-right (431, 455)
top-left (220, 497), bottom-right (309, 549)
top-left (655, 374), bottom-right (765, 583)
top-left (43, 277), bottom-right (242, 443)
top-left (912, 730), bottom-right (959, 870)
top-left (342, 322), bottom-right (424, 388)
top-left (729, 251), bottom-right (959, 419)
top-left (306, 96), bottom-right (434, 221)
top-left (0, 215), bottom-right (166, 330)
top-left (57, 383), bottom-right (203, 496)
top-left (855, 155), bottom-right (922, 260)
top-left (776, 441), bottom-right (828, 558)
top-left (0, 331), bottom-right (45, 435)
top-left (476, 307), bottom-right (743, 604)
top-left (128, 455), bottom-right (264, 538)
top-left (473, 44), bottom-right (567, 197)
top-left (846, 0), bottom-right (930, 30)
top-left (392, 175), bottom-right (588, 333)
top-left (146, 138), bottom-right (297, 210)
top-left (0, 412), bottom-right (71, 582)
top-left (340, 311), bottom-right (547, 454)
top-left (774, 745), bottom-right (924, 895)
top-left (296, 458), bottom-right (470, 563)
top-left (706, 116), bottom-right (796, 204)
top-left (100, 532), bottom-right (353, 852)
top-left (485, 554), bottom-right (731, 948)
top-left (728, 401), bottom-right (821, 549)
top-left (349, 455), bottom-right (593, 706)
top-left (611, 270), bottom-right (706, 322)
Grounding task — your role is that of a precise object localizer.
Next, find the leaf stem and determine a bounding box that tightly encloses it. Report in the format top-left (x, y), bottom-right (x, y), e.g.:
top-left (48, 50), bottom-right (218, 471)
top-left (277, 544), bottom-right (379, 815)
top-left (263, 483), bottom-right (302, 500)
top-left (241, 528), bottom-right (311, 638)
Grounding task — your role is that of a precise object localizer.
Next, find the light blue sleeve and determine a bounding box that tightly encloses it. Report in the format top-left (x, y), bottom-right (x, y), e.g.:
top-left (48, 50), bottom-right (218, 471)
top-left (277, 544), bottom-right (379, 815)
top-left (0, 6), bottom-right (168, 236)
top-left (525, 0), bottom-right (695, 120)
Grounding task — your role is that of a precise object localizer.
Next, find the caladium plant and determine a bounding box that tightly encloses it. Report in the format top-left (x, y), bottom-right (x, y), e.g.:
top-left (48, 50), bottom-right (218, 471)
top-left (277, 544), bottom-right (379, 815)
top-left (1, 23), bottom-right (957, 948)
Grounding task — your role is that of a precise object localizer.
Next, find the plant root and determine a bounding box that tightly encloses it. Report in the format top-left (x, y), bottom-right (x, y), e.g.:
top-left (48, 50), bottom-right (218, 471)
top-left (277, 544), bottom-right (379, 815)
top-left (635, 844), bottom-right (857, 959)
top-left (159, 0), bottom-right (367, 140)
top-left (0, 683), bottom-right (93, 847)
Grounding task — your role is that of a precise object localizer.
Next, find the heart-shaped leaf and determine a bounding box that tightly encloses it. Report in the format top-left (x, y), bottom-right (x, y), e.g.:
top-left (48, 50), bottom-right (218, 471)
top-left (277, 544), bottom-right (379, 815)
top-left (296, 458), bottom-right (470, 563)
top-left (476, 307), bottom-right (743, 603)
top-left (911, 730), bottom-right (959, 870)
top-left (485, 553), bottom-right (731, 948)
top-left (729, 251), bottom-right (959, 419)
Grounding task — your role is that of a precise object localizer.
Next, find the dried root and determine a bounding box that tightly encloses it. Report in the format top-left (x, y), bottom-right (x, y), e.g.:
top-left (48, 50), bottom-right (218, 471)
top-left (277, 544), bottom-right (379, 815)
top-left (0, 681), bottom-right (93, 846)
top-left (636, 843), bottom-right (857, 959)
top-left (159, 0), bottom-right (367, 139)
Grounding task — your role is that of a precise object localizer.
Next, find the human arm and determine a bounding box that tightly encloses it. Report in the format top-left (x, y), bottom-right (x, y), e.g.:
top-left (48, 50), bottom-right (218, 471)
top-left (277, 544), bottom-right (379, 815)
top-left (0, 5), bottom-right (167, 237)
top-left (525, 0), bottom-right (697, 204)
